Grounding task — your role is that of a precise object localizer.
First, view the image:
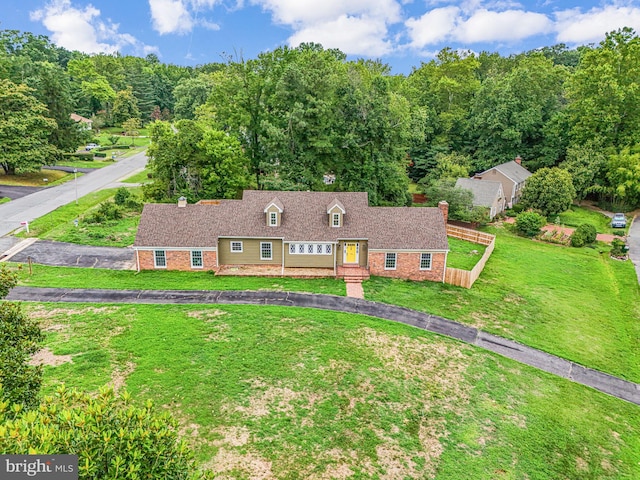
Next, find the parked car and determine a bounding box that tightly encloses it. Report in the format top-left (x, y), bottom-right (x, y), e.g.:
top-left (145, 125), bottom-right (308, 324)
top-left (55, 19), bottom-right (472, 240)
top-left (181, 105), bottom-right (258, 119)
top-left (611, 213), bottom-right (627, 229)
top-left (85, 143), bottom-right (100, 151)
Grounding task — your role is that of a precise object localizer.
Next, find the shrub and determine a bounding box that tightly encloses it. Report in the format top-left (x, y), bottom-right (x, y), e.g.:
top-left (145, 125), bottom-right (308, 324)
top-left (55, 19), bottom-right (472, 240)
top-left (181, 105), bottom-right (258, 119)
top-left (0, 386), bottom-right (208, 479)
top-left (514, 211), bottom-right (547, 237)
top-left (114, 187), bottom-right (131, 206)
top-left (94, 152), bottom-right (107, 158)
top-left (610, 239), bottom-right (628, 258)
top-left (570, 224), bottom-right (597, 247)
top-left (63, 152), bottom-right (94, 161)
top-left (85, 201), bottom-right (122, 224)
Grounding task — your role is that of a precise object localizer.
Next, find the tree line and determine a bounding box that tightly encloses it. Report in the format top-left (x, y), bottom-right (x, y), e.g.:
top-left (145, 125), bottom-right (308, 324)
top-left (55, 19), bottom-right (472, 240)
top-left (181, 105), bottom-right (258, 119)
top-left (1, 28), bottom-right (640, 208)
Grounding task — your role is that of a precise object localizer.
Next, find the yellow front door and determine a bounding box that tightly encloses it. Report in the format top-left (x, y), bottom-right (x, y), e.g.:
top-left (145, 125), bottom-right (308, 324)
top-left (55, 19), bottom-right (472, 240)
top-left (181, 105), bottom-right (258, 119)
top-left (345, 243), bottom-right (358, 264)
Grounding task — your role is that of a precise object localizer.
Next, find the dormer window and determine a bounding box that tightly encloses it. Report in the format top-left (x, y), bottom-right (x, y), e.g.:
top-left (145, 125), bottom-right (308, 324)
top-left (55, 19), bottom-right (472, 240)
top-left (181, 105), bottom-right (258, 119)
top-left (264, 197), bottom-right (283, 227)
top-left (327, 198), bottom-right (345, 228)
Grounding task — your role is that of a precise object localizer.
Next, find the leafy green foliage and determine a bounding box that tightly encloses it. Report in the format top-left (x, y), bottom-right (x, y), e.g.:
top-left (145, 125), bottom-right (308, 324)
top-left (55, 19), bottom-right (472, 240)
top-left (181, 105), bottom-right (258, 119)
top-left (521, 167), bottom-right (576, 217)
top-left (0, 79), bottom-right (58, 174)
top-left (422, 178), bottom-right (474, 221)
top-left (0, 264), bottom-right (43, 410)
top-left (85, 201), bottom-right (122, 223)
top-left (0, 385), bottom-right (208, 479)
top-left (514, 211), bottom-right (547, 237)
top-left (570, 223), bottom-right (597, 247)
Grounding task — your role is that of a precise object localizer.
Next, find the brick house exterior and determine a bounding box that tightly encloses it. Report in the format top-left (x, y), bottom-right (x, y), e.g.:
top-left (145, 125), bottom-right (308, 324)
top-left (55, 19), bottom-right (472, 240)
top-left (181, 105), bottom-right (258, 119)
top-left (134, 191), bottom-right (450, 282)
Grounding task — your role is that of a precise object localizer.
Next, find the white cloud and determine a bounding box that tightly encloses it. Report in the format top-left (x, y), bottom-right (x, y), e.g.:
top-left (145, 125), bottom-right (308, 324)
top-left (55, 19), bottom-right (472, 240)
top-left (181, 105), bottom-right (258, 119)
top-left (405, 7), bottom-right (460, 48)
top-left (555, 5), bottom-right (640, 45)
top-left (149, 0), bottom-right (194, 34)
top-left (456, 9), bottom-right (552, 43)
top-left (288, 15), bottom-right (393, 56)
top-left (405, 6), bottom-right (551, 48)
top-left (30, 0), bottom-right (155, 55)
top-left (251, 0), bottom-right (402, 56)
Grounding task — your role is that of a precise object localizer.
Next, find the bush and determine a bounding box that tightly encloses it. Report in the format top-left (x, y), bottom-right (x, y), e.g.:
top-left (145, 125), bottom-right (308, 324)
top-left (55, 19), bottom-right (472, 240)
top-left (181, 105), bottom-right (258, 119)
top-left (63, 152), bottom-right (94, 161)
top-left (0, 385), bottom-right (209, 479)
top-left (85, 201), bottom-right (122, 224)
top-left (93, 152), bottom-right (107, 158)
top-left (610, 238), bottom-right (628, 258)
top-left (114, 187), bottom-right (131, 206)
top-left (570, 223), bottom-right (597, 247)
top-left (514, 211), bottom-right (547, 237)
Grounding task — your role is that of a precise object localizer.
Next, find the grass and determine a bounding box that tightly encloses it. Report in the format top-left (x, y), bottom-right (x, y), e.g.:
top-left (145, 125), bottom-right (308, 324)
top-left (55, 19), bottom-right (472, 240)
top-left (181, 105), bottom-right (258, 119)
top-left (14, 186), bottom-right (146, 246)
top-left (26, 302), bottom-right (640, 478)
top-left (446, 236), bottom-right (487, 270)
top-left (0, 197), bottom-right (10, 204)
top-left (14, 264), bottom-right (347, 296)
top-left (0, 169), bottom-right (70, 187)
top-left (365, 227), bottom-right (640, 383)
top-left (557, 205), bottom-right (622, 234)
top-left (121, 169), bottom-right (152, 184)
top-left (54, 159), bottom-right (112, 169)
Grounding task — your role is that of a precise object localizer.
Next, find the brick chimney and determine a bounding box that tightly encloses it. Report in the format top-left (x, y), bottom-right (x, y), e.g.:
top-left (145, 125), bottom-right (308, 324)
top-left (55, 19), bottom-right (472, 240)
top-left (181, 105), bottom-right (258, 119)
top-left (515, 155), bottom-right (522, 165)
top-left (438, 200), bottom-right (449, 224)
top-left (177, 196), bottom-right (187, 208)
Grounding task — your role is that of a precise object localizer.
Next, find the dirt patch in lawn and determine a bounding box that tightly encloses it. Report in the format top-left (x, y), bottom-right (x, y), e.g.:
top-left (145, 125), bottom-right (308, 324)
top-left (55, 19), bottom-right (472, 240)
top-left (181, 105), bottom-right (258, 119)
top-left (29, 347), bottom-right (74, 367)
top-left (27, 305), bottom-right (119, 320)
top-left (109, 361), bottom-right (135, 392)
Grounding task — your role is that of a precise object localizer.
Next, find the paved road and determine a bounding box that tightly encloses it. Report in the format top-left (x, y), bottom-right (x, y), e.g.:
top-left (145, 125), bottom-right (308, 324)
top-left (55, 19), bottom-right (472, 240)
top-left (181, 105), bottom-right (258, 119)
top-left (7, 286), bottom-right (640, 406)
top-left (9, 240), bottom-right (135, 269)
top-left (628, 215), bottom-right (640, 283)
top-left (0, 150), bottom-right (147, 237)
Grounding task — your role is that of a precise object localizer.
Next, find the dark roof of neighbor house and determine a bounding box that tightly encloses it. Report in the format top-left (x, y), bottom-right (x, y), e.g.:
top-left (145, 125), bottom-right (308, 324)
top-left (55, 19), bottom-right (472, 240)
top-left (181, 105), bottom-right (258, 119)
top-left (135, 190), bottom-right (449, 251)
top-left (480, 160), bottom-right (531, 184)
top-left (455, 178), bottom-right (503, 207)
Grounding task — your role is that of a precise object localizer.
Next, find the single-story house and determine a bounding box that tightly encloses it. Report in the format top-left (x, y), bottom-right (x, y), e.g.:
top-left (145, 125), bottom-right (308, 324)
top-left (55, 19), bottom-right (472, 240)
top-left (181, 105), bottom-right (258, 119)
top-left (455, 178), bottom-right (505, 219)
top-left (473, 157), bottom-right (531, 208)
top-left (70, 113), bottom-right (93, 130)
top-left (133, 190), bottom-right (450, 282)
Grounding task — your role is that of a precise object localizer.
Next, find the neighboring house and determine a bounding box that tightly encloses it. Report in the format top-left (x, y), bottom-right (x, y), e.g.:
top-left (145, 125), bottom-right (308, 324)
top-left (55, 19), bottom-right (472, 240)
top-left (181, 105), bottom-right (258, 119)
top-left (474, 157), bottom-right (531, 208)
top-left (70, 113), bottom-right (93, 130)
top-left (134, 190), bottom-right (450, 282)
top-left (455, 178), bottom-right (505, 219)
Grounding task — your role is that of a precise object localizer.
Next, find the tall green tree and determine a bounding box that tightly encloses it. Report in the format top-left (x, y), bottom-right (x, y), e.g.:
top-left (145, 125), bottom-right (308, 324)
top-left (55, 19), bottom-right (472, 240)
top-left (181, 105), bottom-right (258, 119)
top-left (0, 265), bottom-right (43, 411)
top-left (521, 167), bottom-right (576, 216)
top-left (469, 54), bottom-right (568, 170)
top-left (566, 28), bottom-right (640, 149)
top-left (112, 86), bottom-right (140, 125)
top-left (173, 74), bottom-right (216, 119)
top-left (0, 79), bottom-right (57, 174)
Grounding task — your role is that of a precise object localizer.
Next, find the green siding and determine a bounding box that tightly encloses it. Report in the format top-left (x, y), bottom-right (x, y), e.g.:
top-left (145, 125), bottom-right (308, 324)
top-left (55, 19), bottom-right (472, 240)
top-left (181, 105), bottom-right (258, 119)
top-left (218, 238), bottom-right (283, 265)
top-left (284, 251), bottom-right (334, 268)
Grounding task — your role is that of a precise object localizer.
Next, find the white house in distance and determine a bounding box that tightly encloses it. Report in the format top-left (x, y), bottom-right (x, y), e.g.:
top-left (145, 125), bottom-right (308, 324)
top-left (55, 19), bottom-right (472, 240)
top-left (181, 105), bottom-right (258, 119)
top-left (455, 178), bottom-right (505, 220)
top-left (473, 157), bottom-right (531, 208)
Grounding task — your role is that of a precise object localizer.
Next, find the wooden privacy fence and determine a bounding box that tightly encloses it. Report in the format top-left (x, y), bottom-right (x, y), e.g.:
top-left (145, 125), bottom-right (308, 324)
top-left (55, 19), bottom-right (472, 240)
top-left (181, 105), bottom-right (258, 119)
top-left (445, 225), bottom-right (496, 288)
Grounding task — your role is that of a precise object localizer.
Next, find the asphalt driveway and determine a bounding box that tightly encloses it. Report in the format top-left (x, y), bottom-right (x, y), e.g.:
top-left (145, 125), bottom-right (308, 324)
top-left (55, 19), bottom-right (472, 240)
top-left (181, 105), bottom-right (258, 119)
top-left (0, 185), bottom-right (43, 200)
top-left (9, 240), bottom-right (136, 269)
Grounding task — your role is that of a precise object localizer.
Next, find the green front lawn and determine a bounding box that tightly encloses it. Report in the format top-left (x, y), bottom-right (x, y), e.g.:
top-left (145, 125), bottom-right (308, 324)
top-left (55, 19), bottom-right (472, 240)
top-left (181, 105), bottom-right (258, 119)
top-left (557, 205), bottom-right (622, 234)
top-left (446, 236), bottom-right (487, 270)
top-left (365, 227), bottom-right (640, 382)
top-left (27, 302), bottom-right (640, 479)
top-left (0, 169), bottom-right (70, 187)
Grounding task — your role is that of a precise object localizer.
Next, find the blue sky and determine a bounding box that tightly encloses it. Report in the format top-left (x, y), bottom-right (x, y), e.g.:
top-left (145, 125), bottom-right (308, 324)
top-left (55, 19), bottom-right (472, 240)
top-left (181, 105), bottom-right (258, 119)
top-left (3, 0), bottom-right (640, 74)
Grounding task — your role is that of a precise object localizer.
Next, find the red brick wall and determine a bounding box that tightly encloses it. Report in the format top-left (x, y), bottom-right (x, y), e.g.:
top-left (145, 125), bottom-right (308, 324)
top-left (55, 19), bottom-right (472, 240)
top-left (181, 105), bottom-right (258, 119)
top-left (137, 250), bottom-right (217, 271)
top-left (369, 252), bottom-right (445, 282)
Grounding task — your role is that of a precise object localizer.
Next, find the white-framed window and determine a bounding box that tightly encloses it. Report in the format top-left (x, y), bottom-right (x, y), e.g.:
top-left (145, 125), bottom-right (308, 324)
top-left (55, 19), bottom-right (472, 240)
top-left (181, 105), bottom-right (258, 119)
top-left (332, 213), bottom-right (340, 227)
top-left (288, 243), bottom-right (333, 255)
top-left (420, 253), bottom-right (432, 270)
top-left (191, 250), bottom-right (203, 268)
top-left (384, 252), bottom-right (397, 270)
top-left (154, 250), bottom-right (166, 268)
top-left (269, 211), bottom-right (278, 226)
top-left (230, 241), bottom-right (243, 252)
top-left (260, 242), bottom-right (272, 260)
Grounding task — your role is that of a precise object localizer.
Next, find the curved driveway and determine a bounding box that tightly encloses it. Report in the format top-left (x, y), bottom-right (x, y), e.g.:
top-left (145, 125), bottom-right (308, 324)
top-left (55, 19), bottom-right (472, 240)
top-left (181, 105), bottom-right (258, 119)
top-left (7, 286), bottom-right (640, 406)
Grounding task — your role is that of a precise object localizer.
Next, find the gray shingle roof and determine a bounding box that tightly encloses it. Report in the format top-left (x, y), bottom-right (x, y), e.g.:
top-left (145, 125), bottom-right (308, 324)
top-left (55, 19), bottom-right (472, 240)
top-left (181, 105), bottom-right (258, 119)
top-left (455, 178), bottom-right (502, 207)
top-left (135, 190), bottom-right (448, 251)
top-left (482, 160), bottom-right (531, 184)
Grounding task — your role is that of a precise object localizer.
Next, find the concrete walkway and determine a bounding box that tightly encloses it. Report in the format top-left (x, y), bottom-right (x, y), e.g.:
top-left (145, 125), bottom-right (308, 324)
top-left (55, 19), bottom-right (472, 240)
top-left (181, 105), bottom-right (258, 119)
top-left (7, 286), bottom-right (639, 406)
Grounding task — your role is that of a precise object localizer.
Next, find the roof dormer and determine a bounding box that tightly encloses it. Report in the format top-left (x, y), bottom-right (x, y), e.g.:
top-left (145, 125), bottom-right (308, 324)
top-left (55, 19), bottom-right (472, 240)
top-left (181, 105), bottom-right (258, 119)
top-left (327, 198), bottom-right (345, 227)
top-left (264, 197), bottom-right (283, 227)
